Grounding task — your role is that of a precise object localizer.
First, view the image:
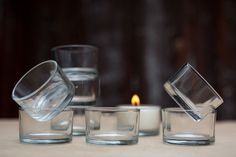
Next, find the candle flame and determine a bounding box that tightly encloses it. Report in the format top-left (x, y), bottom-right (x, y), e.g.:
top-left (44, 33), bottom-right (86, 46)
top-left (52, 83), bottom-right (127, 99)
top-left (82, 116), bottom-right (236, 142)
top-left (131, 94), bottom-right (140, 106)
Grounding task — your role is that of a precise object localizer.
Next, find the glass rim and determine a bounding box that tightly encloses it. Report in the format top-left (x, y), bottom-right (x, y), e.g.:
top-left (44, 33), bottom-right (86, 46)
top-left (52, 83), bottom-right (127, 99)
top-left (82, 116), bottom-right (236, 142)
top-left (51, 44), bottom-right (98, 52)
top-left (168, 63), bottom-right (224, 103)
top-left (19, 107), bottom-right (73, 111)
top-left (162, 107), bottom-right (216, 113)
top-left (67, 105), bottom-right (91, 109)
top-left (85, 107), bottom-right (140, 112)
top-left (12, 60), bottom-right (58, 101)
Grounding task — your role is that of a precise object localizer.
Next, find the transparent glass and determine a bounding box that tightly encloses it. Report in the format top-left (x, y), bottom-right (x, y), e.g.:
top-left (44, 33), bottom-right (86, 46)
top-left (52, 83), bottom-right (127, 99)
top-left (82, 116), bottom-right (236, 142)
top-left (12, 60), bottom-right (74, 121)
top-left (19, 108), bottom-right (73, 144)
top-left (68, 106), bottom-right (86, 136)
top-left (162, 107), bottom-right (216, 145)
top-left (85, 107), bottom-right (140, 145)
top-left (164, 63), bottom-right (223, 121)
top-left (119, 105), bottom-right (161, 136)
top-left (52, 45), bottom-right (99, 135)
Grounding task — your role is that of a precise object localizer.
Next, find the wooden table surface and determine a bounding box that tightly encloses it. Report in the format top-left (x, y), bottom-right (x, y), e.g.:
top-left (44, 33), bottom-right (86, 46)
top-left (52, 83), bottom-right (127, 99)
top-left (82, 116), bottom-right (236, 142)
top-left (0, 119), bottom-right (235, 157)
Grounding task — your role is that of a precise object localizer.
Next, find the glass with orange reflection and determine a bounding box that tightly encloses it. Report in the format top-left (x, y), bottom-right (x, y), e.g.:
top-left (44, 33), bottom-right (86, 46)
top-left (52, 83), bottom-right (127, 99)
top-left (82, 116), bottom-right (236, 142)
top-left (119, 94), bottom-right (161, 136)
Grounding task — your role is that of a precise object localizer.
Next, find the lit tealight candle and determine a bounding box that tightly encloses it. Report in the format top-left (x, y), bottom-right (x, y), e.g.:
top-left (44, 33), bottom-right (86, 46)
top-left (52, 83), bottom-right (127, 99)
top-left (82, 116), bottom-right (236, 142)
top-left (119, 94), bottom-right (161, 136)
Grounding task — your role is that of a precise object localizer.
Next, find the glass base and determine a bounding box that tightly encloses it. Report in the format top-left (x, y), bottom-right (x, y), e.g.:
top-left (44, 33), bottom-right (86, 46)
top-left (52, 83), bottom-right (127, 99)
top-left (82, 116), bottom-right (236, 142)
top-left (86, 133), bottom-right (138, 145)
top-left (163, 133), bottom-right (214, 145)
top-left (72, 129), bottom-right (85, 136)
top-left (69, 101), bottom-right (96, 136)
top-left (139, 130), bottom-right (159, 136)
top-left (20, 133), bottom-right (72, 144)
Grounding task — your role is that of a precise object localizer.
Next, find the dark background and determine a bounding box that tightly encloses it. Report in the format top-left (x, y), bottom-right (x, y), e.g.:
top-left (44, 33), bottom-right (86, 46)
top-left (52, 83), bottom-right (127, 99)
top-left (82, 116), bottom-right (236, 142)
top-left (1, 0), bottom-right (236, 120)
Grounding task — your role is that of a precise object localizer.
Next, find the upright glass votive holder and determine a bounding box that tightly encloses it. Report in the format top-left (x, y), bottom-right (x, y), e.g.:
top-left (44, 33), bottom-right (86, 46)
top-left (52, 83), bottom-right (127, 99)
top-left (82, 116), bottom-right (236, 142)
top-left (162, 107), bottom-right (216, 145)
top-left (85, 107), bottom-right (140, 145)
top-left (19, 108), bottom-right (73, 144)
top-left (68, 106), bottom-right (86, 136)
top-left (52, 45), bottom-right (100, 136)
top-left (119, 105), bottom-right (161, 136)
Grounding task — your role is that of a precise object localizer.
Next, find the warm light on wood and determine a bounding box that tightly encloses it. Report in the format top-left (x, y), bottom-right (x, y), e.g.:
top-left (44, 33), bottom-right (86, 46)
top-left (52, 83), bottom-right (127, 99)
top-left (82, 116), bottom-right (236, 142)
top-left (131, 94), bottom-right (140, 106)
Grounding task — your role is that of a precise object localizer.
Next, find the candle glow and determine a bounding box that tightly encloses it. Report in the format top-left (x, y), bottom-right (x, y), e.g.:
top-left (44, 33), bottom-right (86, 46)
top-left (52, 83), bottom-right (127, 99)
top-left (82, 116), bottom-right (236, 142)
top-left (131, 94), bottom-right (140, 106)
top-left (119, 94), bottom-right (160, 136)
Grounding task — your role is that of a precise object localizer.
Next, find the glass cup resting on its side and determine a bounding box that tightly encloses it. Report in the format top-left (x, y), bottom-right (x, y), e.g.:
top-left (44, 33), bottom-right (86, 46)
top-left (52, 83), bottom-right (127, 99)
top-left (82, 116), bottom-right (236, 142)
top-left (12, 60), bottom-right (74, 121)
top-left (164, 63), bottom-right (223, 121)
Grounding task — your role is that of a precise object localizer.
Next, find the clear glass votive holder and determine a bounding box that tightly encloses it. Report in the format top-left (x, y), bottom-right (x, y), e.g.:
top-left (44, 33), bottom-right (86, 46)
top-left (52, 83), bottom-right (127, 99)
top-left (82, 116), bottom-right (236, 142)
top-left (68, 106), bottom-right (86, 136)
top-left (52, 44), bottom-right (100, 107)
top-left (162, 107), bottom-right (216, 145)
top-left (12, 60), bottom-right (74, 121)
top-left (85, 107), bottom-right (140, 145)
top-left (164, 63), bottom-right (223, 121)
top-left (52, 45), bottom-right (100, 136)
top-left (19, 108), bottom-right (73, 144)
top-left (119, 105), bottom-right (161, 136)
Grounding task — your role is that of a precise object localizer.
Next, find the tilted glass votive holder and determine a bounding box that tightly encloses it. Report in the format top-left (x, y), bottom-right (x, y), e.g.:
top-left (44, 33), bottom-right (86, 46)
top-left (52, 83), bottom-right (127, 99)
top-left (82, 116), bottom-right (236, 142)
top-left (19, 108), bottom-right (73, 144)
top-left (162, 107), bottom-right (216, 145)
top-left (85, 107), bottom-right (140, 145)
top-left (12, 60), bottom-right (74, 121)
top-left (164, 63), bottom-right (223, 121)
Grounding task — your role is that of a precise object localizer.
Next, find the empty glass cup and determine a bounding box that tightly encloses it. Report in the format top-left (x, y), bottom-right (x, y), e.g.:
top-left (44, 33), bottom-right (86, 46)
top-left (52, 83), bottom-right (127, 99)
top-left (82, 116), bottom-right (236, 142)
top-left (85, 107), bottom-right (140, 145)
top-left (68, 106), bottom-right (86, 136)
top-left (118, 105), bottom-right (161, 136)
top-left (52, 45), bottom-right (100, 135)
top-left (19, 108), bottom-right (73, 144)
top-left (162, 107), bottom-right (216, 145)
top-left (164, 63), bottom-right (223, 121)
top-left (12, 60), bottom-right (74, 121)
